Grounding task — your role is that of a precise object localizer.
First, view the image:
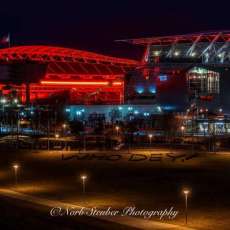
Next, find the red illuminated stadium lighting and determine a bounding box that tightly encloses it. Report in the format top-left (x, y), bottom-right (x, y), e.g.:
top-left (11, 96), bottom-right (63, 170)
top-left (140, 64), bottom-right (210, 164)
top-left (41, 81), bottom-right (109, 86)
top-left (40, 81), bottom-right (123, 86)
top-left (0, 45), bottom-right (138, 66)
top-left (112, 82), bottom-right (123, 86)
top-left (0, 46), bottom-right (133, 105)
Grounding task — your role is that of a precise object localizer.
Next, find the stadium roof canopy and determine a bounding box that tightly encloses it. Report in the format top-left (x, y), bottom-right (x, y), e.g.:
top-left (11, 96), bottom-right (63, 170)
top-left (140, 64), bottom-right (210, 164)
top-left (118, 31), bottom-right (230, 45)
top-left (119, 31), bottom-right (230, 66)
top-left (0, 45), bottom-right (138, 76)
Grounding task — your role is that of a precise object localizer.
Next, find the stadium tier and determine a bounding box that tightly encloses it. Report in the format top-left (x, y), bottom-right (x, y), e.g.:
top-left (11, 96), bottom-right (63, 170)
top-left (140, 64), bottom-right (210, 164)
top-left (0, 45), bottom-right (138, 105)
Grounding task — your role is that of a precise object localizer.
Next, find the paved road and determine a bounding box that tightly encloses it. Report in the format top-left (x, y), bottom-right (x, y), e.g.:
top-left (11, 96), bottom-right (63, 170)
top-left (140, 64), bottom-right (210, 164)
top-left (0, 188), bottom-right (196, 230)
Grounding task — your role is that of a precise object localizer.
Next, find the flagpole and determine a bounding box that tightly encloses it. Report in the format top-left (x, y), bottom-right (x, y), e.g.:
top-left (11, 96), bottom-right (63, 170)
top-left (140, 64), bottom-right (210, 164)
top-left (8, 33), bottom-right (11, 48)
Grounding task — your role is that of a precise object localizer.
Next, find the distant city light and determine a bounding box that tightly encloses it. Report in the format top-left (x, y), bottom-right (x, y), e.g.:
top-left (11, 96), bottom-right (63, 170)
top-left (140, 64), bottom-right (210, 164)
top-left (218, 53), bottom-right (224, 58)
top-left (13, 98), bottom-right (18, 104)
top-left (153, 50), bottom-right (161, 56)
top-left (174, 51), bottom-right (180, 56)
top-left (190, 52), bottom-right (196, 57)
top-left (0, 98), bottom-right (7, 104)
top-left (157, 106), bottom-right (162, 112)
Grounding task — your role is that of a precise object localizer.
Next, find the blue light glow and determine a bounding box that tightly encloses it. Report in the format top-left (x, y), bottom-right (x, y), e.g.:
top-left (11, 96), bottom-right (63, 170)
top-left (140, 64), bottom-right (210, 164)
top-left (76, 111), bottom-right (82, 116)
top-left (149, 85), bottom-right (156, 94)
top-left (136, 85), bottom-right (144, 94)
top-left (162, 105), bottom-right (176, 110)
top-left (159, 75), bottom-right (168, 81)
top-left (144, 112), bottom-right (150, 116)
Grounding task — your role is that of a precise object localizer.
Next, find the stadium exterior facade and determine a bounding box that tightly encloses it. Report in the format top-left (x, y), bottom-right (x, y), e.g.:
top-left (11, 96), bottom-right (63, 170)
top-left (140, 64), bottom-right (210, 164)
top-left (1, 32), bottom-right (230, 135)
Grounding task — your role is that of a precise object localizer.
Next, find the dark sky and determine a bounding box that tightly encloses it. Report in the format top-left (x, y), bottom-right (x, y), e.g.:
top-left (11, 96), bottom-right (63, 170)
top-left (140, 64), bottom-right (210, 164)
top-left (1, 0), bottom-right (230, 59)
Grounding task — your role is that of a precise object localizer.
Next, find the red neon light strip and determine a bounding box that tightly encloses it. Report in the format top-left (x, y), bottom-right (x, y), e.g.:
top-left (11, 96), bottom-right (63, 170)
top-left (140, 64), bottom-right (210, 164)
top-left (40, 81), bottom-right (123, 86)
top-left (112, 82), bottom-right (123, 86)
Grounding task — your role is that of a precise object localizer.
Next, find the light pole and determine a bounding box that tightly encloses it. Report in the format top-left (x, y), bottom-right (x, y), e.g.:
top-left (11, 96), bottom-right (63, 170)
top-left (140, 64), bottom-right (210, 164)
top-left (62, 123), bottom-right (67, 134)
top-left (115, 126), bottom-right (120, 136)
top-left (183, 189), bottom-right (190, 225)
top-left (13, 164), bottom-right (19, 186)
top-left (81, 175), bottom-right (87, 194)
top-left (1, 97), bottom-right (7, 130)
top-left (181, 125), bottom-right (185, 136)
top-left (148, 134), bottom-right (153, 146)
top-left (62, 123), bottom-right (67, 150)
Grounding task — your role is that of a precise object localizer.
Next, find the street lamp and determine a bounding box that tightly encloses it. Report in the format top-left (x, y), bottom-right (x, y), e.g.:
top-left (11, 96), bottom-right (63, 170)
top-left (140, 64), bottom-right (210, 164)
top-left (62, 123), bottom-right (67, 150)
top-left (12, 164), bottom-right (19, 186)
top-left (148, 134), bottom-right (153, 146)
top-left (115, 126), bottom-right (120, 136)
top-left (55, 133), bottom-right (60, 139)
top-left (183, 189), bottom-right (190, 225)
top-left (181, 126), bottom-right (185, 136)
top-left (81, 175), bottom-right (87, 194)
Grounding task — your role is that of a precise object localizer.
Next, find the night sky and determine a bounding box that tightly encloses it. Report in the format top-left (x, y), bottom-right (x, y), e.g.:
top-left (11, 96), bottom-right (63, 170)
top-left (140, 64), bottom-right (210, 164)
top-left (1, 0), bottom-right (230, 59)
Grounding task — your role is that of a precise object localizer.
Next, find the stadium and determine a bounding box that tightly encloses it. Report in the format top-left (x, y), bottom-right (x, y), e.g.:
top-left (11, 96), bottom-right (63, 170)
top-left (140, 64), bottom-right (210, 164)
top-left (1, 31), bottom-right (230, 135)
top-left (0, 46), bottom-right (138, 105)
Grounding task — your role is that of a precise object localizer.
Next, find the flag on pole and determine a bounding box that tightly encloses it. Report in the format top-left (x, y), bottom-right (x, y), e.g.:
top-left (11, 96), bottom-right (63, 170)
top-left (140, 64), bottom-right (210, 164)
top-left (0, 34), bottom-right (10, 46)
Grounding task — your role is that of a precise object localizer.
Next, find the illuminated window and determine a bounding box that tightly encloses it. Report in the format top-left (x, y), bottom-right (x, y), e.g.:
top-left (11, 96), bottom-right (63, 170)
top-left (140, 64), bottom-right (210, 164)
top-left (159, 75), bottom-right (168, 81)
top-left (187, 67), bottom-right (219, 95)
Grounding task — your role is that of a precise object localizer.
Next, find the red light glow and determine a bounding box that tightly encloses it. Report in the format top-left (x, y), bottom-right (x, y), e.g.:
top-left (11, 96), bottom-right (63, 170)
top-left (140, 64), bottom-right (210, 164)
top-left (40, 81), bottom-right (122, 86)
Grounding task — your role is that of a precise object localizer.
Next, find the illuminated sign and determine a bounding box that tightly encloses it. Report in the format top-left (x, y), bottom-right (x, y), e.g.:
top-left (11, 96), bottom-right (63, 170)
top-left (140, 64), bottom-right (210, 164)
top-left (159, 75), bottom-right (168, 81)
